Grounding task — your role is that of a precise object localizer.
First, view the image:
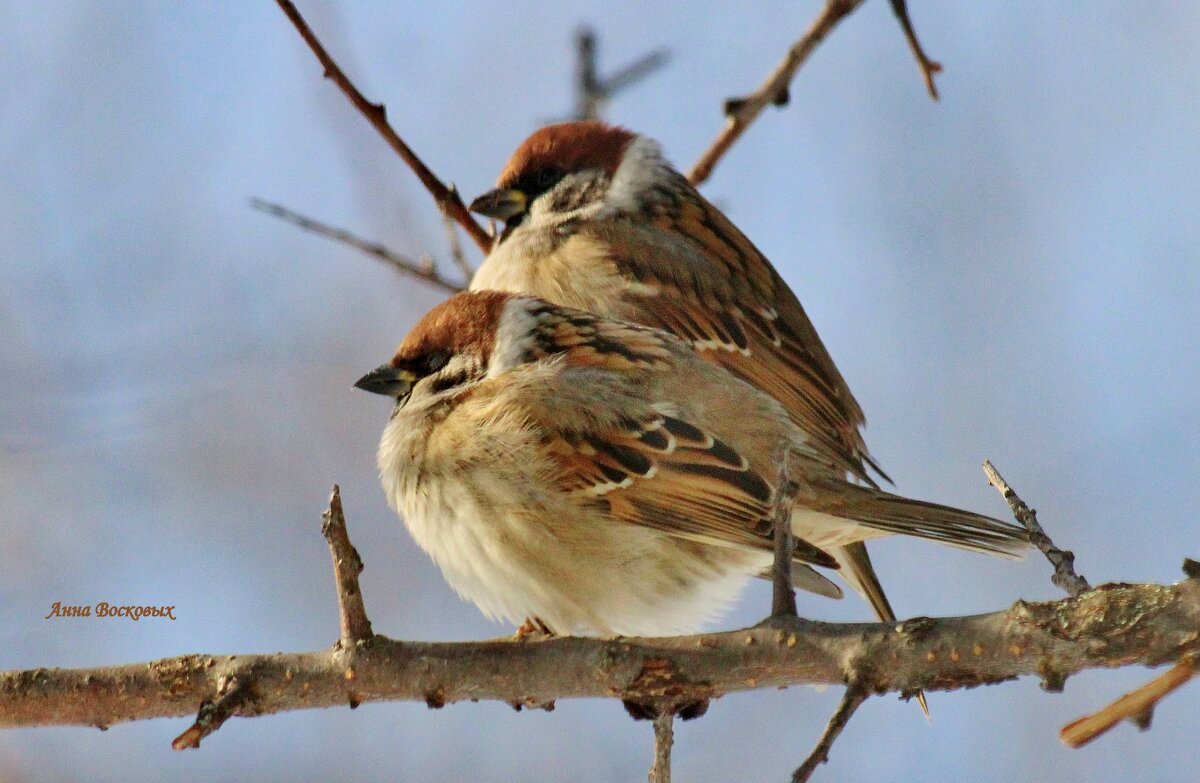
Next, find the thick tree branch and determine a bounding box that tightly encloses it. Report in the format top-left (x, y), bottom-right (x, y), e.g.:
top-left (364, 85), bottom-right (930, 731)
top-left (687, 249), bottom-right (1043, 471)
top-left (984, 460), bottom-right (1091, 598)
top-left (3, 578), bottom-right (1198, 734)
top-left (250, 199), bottom-right (465, 293)
top-left (273, 0), bottom-right (491, 254)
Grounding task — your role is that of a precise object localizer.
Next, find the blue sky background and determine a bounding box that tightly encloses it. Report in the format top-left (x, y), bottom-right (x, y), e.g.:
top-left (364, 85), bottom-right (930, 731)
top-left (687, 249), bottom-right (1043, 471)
top-left (1, 2), bottom-right (1198, 780)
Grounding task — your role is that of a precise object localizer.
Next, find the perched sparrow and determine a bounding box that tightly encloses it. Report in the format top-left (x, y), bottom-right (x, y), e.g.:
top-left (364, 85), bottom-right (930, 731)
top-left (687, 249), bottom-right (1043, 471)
top-left (356, 291), bottom-right (1025, 637)
top-left (468, 121), bottom-right (1026, 628)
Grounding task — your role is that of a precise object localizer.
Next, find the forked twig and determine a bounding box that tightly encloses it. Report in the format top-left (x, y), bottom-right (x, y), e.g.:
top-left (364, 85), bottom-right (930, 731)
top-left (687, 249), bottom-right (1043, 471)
top-left (273, 0), bottom-right (491, 253)
top-left (573, 27), bottom-right (668, 122)
top-left (888, 0), bottom-right (942, 99)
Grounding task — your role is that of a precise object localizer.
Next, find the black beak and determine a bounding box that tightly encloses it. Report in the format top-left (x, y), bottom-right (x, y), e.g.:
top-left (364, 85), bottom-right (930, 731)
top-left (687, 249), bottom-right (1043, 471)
top-left (469, 187), bottom-right (528, 221)
top-left (353, 364), bottom-right (414, 398)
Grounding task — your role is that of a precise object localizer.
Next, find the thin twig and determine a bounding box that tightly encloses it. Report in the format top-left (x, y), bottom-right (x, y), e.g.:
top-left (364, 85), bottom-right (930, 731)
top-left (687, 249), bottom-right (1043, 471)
top-left (983, 460), bottom-right (1091, 598)
top-left (887, 0), bottom-right (942, 99)
top-left (688, 0), bottom-right (868, 186)
top-left (170, 675), bottom-right (248, 750)
top-left (440, 198), bottom-right (474, 281)
top-left (573, 27), bottom-right (668, 121)
top-left (251, 199), bottom-right (465, 294)
top-left (792, 683), bottom-right (870, 782)
top-left (273, 0), bottom-right (491, 253)
top-left (649, 713), bottom-right (674, 783)
top-left (1061, 655), bottom-right (1197, 748)
top-left (604, 50), bottom-right (670, 96)
top-left (321, 485), bottom-right (374, 644)
top-left (574, 28), bottom-right (601, 121)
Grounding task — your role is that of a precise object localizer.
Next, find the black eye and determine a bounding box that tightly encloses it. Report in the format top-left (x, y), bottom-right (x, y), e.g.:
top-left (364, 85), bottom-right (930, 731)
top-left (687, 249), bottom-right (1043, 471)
top-left (423, 352), bottom-right (449, 373)
top-left (528, 167), bottom-right (564, 195)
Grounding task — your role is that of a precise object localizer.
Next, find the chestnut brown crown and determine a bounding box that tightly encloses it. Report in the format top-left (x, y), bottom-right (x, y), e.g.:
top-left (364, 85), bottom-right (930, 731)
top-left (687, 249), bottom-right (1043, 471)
top-left (494, 121), bottom-right (637, 190)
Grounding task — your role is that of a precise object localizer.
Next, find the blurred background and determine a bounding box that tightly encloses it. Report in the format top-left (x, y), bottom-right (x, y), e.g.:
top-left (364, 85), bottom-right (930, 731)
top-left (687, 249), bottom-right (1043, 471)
top-left (2, 2), bottom-right (1198, 780)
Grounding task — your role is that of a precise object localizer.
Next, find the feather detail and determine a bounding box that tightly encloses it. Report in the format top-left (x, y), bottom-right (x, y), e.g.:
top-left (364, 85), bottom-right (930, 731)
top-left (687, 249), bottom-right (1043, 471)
top-left (545, 412), bottom-right (836, 570)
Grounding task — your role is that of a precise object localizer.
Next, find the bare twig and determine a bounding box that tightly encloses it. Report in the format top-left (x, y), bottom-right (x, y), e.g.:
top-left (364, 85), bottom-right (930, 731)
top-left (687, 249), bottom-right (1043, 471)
top-left (273, 0), bottom-right (491, 254)
top-left (887, 0), bottom-right (942, 99)
top-left (649, 713), bottom-right (674, 783)
top-left (1061, 655), bottom-right (1197, 748)
top-left (792, 683), bottom-right (870, 782)
top-left (573, 27), bottom-right (668, 121)
top-left (251, 198), bottom-right (465, 294)
top-left (983, 460), bottom-right (1091, 597)
top-left (574, 28), bottom-right (601, 121)
top-left (170, 675), bottom-right (248, 750)
top-left (321, 485), bottom-right (373, 644)
top-left (440, 200), bottom-right (474, 281)
top-left (688, 0), bottom-right (868, 186)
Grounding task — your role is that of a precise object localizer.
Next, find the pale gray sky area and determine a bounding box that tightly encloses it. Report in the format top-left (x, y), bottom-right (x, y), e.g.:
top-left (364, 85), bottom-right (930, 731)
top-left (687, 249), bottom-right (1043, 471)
top-left (2, 2), bottom-right (1198, 781)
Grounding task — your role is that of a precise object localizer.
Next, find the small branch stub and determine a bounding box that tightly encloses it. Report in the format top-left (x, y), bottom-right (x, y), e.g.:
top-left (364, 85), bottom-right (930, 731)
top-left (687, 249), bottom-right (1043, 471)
top-left (171, 675), bottom-right (248, 751)
top-left (322, 485), bottom-right (374, 644)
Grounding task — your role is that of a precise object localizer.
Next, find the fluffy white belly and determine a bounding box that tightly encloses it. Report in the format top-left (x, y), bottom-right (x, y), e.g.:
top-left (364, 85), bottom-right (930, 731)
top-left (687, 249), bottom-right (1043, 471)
top-left (389, 467), bottom-right (764, 638)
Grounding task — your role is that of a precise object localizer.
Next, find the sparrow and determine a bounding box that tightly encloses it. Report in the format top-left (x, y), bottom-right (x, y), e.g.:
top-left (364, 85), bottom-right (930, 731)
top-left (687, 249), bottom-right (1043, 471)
top-left (467, 121), bottom-right (1024, 631)
top-left (356, 291), bottom-right (1026, 637)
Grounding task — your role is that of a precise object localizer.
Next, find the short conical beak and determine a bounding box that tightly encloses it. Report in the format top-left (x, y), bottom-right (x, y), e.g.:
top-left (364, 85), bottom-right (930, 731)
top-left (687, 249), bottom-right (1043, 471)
top-left (469, 187), bottom-right (528, 221)
top-left (354, 364), bottom-right (414, 398)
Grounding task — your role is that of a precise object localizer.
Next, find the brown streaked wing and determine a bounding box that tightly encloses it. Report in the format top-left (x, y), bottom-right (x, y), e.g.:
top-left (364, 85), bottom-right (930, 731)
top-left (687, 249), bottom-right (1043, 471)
top-left (543, 412), bottom-right (837, 569)
top-left (588, 182), bottom-right (884, 485)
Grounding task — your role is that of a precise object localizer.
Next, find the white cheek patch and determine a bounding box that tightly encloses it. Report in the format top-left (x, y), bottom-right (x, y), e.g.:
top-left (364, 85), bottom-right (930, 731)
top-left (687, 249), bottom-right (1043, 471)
top-left (605, 136), bottom-right (670, 214)
top-left (487, 298), bottom-right (542, 377)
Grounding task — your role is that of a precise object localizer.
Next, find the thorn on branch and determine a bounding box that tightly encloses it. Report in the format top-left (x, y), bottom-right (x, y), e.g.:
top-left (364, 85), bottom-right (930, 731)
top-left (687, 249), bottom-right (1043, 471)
top-left (322, 485), bottom-right (374, 644)
top-left (171, 675), bottom-right (249, 750)
top-left (273, 0), bottom-right (491, 253)
top-left (983, 460), bottom-right (1091, 598)
top-left (250, 198), bottom-right (466, 294)
top-left (792, 682), bottom-right (870, 782)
